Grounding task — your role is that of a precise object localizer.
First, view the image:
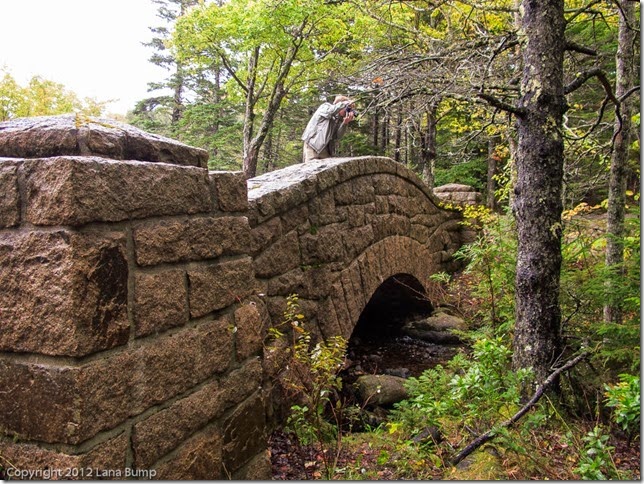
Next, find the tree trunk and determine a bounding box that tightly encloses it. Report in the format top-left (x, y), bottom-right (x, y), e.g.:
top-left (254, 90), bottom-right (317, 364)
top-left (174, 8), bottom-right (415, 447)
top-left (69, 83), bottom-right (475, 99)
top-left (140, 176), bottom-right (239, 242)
top-left (394, 104), bottom-right (402, 163)
top-left (380, 110), bottom-right (389, 152)
top-left (419, 104), bottom-right (438, 188)
top-left (508, 134), bottom-right (518, 209)
top-left (372, 108), bottom-right (379, 150)
top-left (487, 135), bottom-right (500, 210)
top-left (512, 0), bottom-right (566, 385)
top-left (171, 67), bottom-right (185, 124)
top-left (262, 131), bottom-right (275, 174)
top-left (604, 0), bottom-right (636, 325)
top-left (242, 47), bottom-right (259, 178)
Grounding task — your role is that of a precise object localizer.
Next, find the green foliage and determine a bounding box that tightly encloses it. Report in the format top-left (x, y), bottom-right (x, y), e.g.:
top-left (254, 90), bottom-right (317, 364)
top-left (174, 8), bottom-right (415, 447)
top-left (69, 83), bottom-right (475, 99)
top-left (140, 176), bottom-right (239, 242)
top-left (573, 426), bottom-right (617, 480)
top-left (274, 294), bottom-right (348, 479)
top-left (560, 206), bottom-right (641, 373)
top-left (454, 211), bottom-right (517, 329)
top-left (393, 334), bottom-right (536, 440)
top-left (170, 0), bottom-right (361, 175)
top-left (178, 102), bottom-right (244, 170)
top-left (434, 157), bottom-right (487, 191)
top-left (604, 374), bottom-right (640, 438)
top-left (0, 69), bottom-right (107, 121)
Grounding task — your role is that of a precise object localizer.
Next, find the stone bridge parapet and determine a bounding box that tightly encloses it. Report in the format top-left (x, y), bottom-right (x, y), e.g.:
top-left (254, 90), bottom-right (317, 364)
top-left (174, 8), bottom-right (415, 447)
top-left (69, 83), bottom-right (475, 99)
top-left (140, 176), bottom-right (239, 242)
top-left (247, 157), bottom-right (473, 343)
top-left (0, 115), bottom-right (474, 480)
top-left (0, 115), bottom-right (268, 480)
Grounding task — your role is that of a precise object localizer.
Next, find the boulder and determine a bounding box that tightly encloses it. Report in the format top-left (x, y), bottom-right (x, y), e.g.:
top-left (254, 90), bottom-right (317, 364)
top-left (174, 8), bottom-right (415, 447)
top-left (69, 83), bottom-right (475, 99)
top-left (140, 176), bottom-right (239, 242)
top-left (433, 183), bottom-right (482, 206)
top-left (355, 374), bottom-right (408, 407)
top-left (401, 310), bottom-right (466, 344)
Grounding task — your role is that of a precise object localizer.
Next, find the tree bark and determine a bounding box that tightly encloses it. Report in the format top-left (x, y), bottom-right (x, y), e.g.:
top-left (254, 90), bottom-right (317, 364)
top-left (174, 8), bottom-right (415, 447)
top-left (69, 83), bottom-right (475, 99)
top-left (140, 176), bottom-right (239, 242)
top-left (604, 0), bottom-right (636, 325)
top-left (487, 135), bottom-right (500, 210)
top-left (372, 108), bottom-right (379, 150)
top-left (241, 47), bottom-right (259, 178)
top-left (394, 104), bottom-right (402, 163)
top-left (380, 110), bottom-right (389, 152)
top-left (511, 0), bottom-right (566, 385)
top-left (171, 67), bottom-right (185, 124)
top-left (419, 103), bottom-right (438, 188)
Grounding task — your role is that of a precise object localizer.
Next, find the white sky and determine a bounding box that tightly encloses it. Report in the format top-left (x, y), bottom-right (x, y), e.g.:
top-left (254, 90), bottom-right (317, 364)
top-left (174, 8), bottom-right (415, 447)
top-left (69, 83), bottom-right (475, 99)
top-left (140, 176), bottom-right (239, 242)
top-left (0, 0), bottom-right (169, 116)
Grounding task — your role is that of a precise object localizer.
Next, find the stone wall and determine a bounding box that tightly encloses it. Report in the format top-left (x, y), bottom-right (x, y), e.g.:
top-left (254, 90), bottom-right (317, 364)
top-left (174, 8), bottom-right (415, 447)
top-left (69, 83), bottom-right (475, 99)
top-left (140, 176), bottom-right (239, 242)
top-left (247, 157), bottom-right (474, 344)
top-left (0, 116), bottom-right (474, 480)
top-left (433, 183), bottom-right (483, 206)
top-left (0, 116), bottom-right (271, 480)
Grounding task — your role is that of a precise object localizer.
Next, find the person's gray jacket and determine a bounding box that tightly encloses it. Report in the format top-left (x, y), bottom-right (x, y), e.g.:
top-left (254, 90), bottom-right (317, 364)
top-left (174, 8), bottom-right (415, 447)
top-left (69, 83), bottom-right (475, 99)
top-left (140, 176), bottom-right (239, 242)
top-left (301, 101), bottom-right (350, 155)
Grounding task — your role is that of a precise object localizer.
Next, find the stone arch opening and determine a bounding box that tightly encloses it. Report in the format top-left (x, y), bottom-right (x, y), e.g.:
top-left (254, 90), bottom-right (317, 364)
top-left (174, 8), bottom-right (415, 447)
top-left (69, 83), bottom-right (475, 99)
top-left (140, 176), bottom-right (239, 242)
top-left (351, 273), bottom-right (433, 341)
top-left (344, 273), bottom-right (461, 380)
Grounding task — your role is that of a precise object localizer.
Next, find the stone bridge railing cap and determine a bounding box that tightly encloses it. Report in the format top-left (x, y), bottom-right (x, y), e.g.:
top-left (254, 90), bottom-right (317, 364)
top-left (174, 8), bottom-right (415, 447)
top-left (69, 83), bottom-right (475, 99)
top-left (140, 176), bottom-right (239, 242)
top-left (433, 183), bottom-right (475, 193)
top-left (0, 114), bottom-right (209, 168)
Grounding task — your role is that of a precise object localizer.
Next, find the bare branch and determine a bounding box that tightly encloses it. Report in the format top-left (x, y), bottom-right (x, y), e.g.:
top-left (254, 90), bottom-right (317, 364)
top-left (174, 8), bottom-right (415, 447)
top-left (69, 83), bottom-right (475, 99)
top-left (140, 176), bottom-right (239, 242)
top-left (565, 68), bottom-right (626, 146)
top-left (564, 41), bottom-right (597, 56)
top-left (450, 351), bottom-right (590, 466)
top-left (564, 0), bottom-right (605, 24)
top-left (478, 92), bottom-right (525, 117)
top-left (565, 68), bottom-right (613, 98)
top-left (619, 85), bottom-right (641, 103)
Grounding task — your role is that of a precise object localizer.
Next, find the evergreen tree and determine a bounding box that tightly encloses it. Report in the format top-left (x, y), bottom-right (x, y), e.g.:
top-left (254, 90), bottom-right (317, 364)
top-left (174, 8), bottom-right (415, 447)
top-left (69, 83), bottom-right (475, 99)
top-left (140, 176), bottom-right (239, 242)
top-left (604, 0), bottom-right (639, 325)
top-left (142, 0), bottom-right (199, 125)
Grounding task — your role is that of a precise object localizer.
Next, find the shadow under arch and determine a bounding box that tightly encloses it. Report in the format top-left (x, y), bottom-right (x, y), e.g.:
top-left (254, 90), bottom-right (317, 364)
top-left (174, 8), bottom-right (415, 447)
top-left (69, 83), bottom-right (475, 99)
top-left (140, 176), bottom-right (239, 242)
top-left (345, 272), bottom-right (462, 379)
top-left (351, 273), bottom-right (434, 341)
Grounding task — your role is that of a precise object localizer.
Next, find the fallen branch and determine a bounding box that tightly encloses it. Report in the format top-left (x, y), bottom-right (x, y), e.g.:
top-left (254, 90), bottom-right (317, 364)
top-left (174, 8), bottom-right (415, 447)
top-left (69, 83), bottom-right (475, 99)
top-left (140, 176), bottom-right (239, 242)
top-left (450, 351), bottom-right (589, 466)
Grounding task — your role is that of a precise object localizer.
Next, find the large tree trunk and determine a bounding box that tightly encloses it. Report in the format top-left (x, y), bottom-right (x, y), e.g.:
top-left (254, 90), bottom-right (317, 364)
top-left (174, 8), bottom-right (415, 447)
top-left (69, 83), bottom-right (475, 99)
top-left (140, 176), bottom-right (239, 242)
top-left (512, 0), bottom-right (566, 385)
top-left (604, 0), bottom-right (636, 325)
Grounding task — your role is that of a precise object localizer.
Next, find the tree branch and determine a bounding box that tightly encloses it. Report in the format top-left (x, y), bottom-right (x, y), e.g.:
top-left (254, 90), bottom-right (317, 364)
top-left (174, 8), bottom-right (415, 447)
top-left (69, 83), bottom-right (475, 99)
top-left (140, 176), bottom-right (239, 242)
top-left (619, 85), bottom-right (640, 103)
top-left (564, 0), bottom-right (605, 24)
top-left (564, 67), bottom-right (617, 103)
top-left (450, 351), bottom-right (589, 466)
top-left (477, 92), bottom-right (525, 117)
top-left (565, 68), bottom-right (624, 143)
top-left (564, 41), bottom-right (597, 56)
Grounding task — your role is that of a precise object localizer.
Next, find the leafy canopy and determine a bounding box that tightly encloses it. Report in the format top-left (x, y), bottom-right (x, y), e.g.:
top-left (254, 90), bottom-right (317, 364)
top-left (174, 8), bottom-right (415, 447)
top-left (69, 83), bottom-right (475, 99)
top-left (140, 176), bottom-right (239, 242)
top-left (0, 69), bottom-right (107, 121)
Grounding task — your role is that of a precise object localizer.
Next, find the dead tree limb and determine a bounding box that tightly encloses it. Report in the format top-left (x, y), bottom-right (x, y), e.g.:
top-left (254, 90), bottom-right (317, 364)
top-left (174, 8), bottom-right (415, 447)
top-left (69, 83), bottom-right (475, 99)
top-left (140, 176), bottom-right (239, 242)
top-left (477, 92), bottom-right (525, 117)
top-left (564, 67), bottom-right (625, 144)
top-left (450, 351), bottom-right (589, 466)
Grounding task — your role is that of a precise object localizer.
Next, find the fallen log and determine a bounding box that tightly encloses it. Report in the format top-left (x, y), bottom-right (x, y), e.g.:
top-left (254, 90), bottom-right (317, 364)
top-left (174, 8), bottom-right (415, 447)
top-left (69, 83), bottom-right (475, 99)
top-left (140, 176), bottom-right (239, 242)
top-left (450, 351), bottom-right (589, 466)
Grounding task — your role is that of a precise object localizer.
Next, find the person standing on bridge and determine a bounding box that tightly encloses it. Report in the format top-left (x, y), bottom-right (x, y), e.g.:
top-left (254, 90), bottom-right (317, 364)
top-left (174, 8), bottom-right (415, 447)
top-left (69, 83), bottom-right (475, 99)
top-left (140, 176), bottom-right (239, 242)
top-left (301, 95), bottom-right (356, 162)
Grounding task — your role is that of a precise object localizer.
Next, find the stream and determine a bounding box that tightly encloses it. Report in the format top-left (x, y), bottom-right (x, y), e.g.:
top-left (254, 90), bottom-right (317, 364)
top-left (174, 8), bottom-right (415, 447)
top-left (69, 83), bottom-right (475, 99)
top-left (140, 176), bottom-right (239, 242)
top-left (346, 332), bottom-right (462, 379)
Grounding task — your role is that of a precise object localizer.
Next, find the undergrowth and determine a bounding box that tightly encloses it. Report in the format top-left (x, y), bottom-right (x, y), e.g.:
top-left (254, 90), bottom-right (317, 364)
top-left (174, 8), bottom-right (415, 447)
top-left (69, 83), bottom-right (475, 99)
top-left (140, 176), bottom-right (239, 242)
top-left (270, 203), bottom-right (640, 480)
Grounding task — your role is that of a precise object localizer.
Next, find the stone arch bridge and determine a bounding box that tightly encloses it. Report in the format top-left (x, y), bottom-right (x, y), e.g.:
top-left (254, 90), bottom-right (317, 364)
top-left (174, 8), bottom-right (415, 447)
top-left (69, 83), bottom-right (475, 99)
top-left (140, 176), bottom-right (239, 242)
top-left (0, 115), bottom-right (475, 480)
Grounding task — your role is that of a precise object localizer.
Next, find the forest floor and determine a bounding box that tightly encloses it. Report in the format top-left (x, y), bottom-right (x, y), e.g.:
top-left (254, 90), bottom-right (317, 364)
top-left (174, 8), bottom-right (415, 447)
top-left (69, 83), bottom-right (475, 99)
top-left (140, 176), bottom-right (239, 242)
top-left (267, 263), bottom-right (641, 480)
top-left (269, 427), bottom-right (641, 480)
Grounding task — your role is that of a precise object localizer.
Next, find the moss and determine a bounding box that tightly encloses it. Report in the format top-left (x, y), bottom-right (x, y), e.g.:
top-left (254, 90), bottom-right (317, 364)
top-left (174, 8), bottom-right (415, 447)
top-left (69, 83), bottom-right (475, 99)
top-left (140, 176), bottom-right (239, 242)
top-left (447, 447), bottom-right (505, 480)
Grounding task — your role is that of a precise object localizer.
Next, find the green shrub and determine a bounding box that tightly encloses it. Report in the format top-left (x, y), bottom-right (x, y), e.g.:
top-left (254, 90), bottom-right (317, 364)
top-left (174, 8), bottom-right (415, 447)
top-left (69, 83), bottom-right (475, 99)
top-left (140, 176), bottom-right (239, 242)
top-left (393, 335), bottom-right (535, 438)
top-left (604, 373), bottom-right (640, 439)
top-left (454, 211), bottom-right (517, 330)
top-left (559, 206), bottom-right (640, 373)
top-left (573, 426), bottom-right (617, 480)
top-left (273, 294), bottom-right (348, 479)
